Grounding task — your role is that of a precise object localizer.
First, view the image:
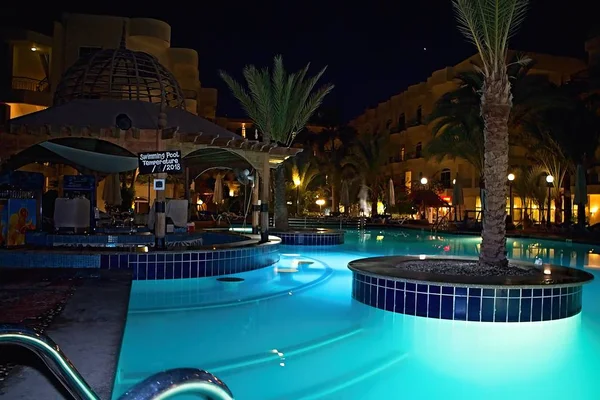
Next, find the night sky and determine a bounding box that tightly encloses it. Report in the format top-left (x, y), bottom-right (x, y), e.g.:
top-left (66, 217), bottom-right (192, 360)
top-left (1, 0), bottom-right (595, 122)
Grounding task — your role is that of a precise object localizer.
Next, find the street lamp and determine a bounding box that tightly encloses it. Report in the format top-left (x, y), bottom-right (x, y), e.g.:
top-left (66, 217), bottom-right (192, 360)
top-left (546, 174), bottom-right (554, 227)
top-left (420, 177), bottom-right (428, 185)
top-left (316, 198), bottom-right (325, 213)
top-left (293, 177), bottom-right (301, 216)
top-left (507, 173), bottom-right (515, 221)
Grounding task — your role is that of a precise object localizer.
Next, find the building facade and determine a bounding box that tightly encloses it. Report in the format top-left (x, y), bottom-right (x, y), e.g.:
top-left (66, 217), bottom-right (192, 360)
top-left (349, 49), bottom-right (591, 222)
top-left (0, 13), bottom-right (218, 122)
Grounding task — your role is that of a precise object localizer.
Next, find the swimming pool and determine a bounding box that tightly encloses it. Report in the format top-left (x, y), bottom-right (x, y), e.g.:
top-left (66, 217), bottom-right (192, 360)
top-left (112, 229), bottom-right (600, 399)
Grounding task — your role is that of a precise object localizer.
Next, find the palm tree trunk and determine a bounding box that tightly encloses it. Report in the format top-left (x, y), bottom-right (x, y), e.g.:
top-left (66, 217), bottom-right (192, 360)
top-left (371, 189), bottom-right (378, 217)
top-left (479, 80), bottom-right (510, 268)
top-left (563, 173), bottom-right (571, 225)
top-left (274, 165), bottom-right (289, 229)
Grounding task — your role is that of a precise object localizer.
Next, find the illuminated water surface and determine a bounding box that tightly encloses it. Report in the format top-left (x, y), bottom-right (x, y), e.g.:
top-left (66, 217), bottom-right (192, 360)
top-left (113, 229), bottom-right (600, 399)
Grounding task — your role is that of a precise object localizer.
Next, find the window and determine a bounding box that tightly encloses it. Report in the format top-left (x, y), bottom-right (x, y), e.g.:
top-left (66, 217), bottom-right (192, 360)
top-left (415, 142), bottom-right (422, 158)
top-left (78, 46), bottom-right (101, 58)
top-left (416, 106), bottom-right (423, 125)
top-left (398, 113), bottom-right (406, 131)
top-left (441, 168), bottom-right (451, 188)
top-left (400, 146), bottom-right (405, 161)
top-left (405, 171), bottom-right (412, 189)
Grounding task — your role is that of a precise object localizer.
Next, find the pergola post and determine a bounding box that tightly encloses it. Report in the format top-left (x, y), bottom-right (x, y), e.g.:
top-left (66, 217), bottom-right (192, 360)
top-left (260, 154), bottom-right (270, 242)
top-left (252, 173), bottom-right (260, 234)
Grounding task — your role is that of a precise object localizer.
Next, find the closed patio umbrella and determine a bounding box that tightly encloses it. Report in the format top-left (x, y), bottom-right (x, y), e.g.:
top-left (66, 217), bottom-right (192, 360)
top-left (213, 174), bottom-right (223, 204)
top-left (340, 180), bottom-right (350, 208)
top-left (388, 178), bottom-right (396, 208)
top-left (574, 164), bottom-right (587, 227)
top-left (102, 174), bottom-right (122, 207)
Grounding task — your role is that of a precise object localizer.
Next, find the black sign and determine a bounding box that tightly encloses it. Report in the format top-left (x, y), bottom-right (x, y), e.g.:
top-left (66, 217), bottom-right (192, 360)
top-left (138, 151), bottom-right (183, 174)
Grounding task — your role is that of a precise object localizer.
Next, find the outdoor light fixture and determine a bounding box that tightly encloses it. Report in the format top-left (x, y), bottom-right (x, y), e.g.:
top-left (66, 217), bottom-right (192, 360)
top-left (420, 177), bottom-right (428, 185)
top-left (508, 173), bottom-right (515, 220)
top-left (316, 199), bottom-right (325, 206)
top-left (30, 46), bottom-right (37, 52)
top-left (293, 178), bottom-right (301, 187)
top-left (508, 173), bottom-right (515, 181)
top-left (116, 113), bottom-right (133, 130)
top-left (452, 179), bottom-right (456, 185)
top-left (546, 174), bottom-right (554, 227)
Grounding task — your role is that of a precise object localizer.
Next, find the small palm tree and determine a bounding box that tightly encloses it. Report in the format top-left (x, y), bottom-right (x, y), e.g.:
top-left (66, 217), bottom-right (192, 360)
top-left (342, 132), bottom-right (393, 217)
top-left (220, 56), bottom-right (333, 229)
top-left (453, 0), bottom-right (529, 268)
top-left (288, 156), bottom-right (321, 215)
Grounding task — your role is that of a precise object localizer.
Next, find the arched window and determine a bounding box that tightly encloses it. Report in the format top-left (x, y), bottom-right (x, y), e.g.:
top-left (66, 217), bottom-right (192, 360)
top-left (415, 142), bottom-right (422, 158)
top-left (400, 145), bottom-right (405, 161)
top-left (441, 168), bottom-right (451, 188)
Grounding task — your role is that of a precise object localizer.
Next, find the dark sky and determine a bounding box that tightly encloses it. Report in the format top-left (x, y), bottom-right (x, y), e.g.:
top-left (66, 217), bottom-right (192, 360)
top-left (1, 0), bottom-right (595, 122)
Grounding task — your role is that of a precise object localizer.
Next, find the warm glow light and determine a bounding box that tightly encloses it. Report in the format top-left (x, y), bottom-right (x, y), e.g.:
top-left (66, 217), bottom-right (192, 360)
top-left (30, 46), bottom-right (37, 52)
top-left (229, 189), bottom-right (235, 197)
top-left (196, 199), bottom-right (203, 205)
top-left (508, 173), bottom-right (515, 181)
top-left (420, 177), bottom-right (428, 185)
top-left (546, 174), bottom-right (554, 184)
top-left (293, 177), bottom-right (301, 187)
top-left (543, 268), bottom-right (552, 275)
top-left (452, 179), bottom-right (456, 185)
top-left (316, 199), bottom-right (325, 206)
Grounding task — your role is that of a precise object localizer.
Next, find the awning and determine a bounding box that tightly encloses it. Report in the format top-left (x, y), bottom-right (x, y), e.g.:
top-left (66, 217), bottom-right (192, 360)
top-left (38, 142), bottom-right (138, 173)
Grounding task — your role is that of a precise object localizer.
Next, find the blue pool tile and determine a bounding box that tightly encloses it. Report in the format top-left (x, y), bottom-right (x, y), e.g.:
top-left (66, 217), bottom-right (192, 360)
top-left (495, 298), bottom-right (508, 322)
top-left (542, 297), bottom-right (552, 320)
top-left (481, 298), bottom-right (495, 322)
top-left (406, 282), bottom-right (416, 292)
top-left (508, 299), bottom-right (520, 322)
top-left (429, 285), bottom-right (440, 294)
top-left (522, 289), bottom-right (532, 297)
top-left (378, 287), bottom-right (386, 309)
top-left (509, 289), bottom-right (521, 298)
top-left (441, 295), bottom-right (453, 320)
top-left (442, 286), bottom-right (453, 295)
top-left (455, 287), bottom-right (467, 296)
top-left (520, 298), bottom-right (532, 322)
top-left (369, 284), bottom-right (378, 306)
top-left (385, 289), bottom-right (395, 312)
top-left (551, 297), bottom-right (561, 320)
top-left (394, 290), bottom-right (405, 313)
top-left (467, 296), bottom-right (481, 321)
top-left (395, 281), bottom-right (404, 290)
top-left (417, 284), bottom-right (428, 293)
top-left (468, 288), bottom-right (481, 297)
top-left (416, 293), bottom-right (428, 317)
top-left (483, 288), bottom-right (495, 298)
top-left (532, 297), bottom-right (543, 321)
top-left (404, 292), bottom-right (416, 315)
top-left (454, 296), bottom-right (467, 320)
top-left (428, 294), bottom-right (441, 318)
top-left (560, 295), bottom-right (568, 318)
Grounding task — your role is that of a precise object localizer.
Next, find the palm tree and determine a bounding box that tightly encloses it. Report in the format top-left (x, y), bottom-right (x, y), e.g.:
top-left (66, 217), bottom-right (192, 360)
top-left (342, 131), bottom-right (393, 217)
top-left (220, 55), bottom-right (334, 229)
top-left (288, 155), bottom-right (321, 215)
top-left (453, 0), bottom-right (529, 267)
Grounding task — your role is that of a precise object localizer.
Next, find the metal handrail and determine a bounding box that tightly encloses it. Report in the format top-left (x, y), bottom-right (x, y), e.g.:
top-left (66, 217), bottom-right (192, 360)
top-left (0, 324), bottom-right (234, 400)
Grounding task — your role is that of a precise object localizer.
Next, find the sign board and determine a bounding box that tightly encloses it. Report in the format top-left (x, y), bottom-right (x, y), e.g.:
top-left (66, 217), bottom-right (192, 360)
top-left (153, 179), bottom-right (165, 191)
top-left (138, 151), bottom-right (182, 174)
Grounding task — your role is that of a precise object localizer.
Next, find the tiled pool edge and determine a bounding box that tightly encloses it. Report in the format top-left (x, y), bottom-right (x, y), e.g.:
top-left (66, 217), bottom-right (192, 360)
top-left (270, 230), bottom-right (344, 246)
top-left (0, 242), bottom-right (280, 280)
top-left (350, 270), bottom-right (585, 322)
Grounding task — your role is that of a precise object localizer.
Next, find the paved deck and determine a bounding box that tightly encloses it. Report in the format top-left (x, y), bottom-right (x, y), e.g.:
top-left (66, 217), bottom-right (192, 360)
top-left (0, 269), bottom-right (132, 399)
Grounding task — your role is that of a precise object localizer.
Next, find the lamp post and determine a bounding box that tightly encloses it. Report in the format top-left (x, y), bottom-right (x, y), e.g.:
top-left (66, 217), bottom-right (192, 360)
top-left (508, 173), bottom-right (515, 221)
top-left (316, 198), bottom-right (325, 214)
top-left (293, 177), bottom-right (301, 216)
top-left (420, 177), bottom-right (428, 220)
top-left (546, 174), bottom-right (554, 227)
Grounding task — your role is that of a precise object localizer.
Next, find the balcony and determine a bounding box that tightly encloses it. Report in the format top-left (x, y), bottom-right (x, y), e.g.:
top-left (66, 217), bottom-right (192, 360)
top-left (12, 77), bottom-right (50, 92)
top-left (2, 76), bottom-right (52, 108)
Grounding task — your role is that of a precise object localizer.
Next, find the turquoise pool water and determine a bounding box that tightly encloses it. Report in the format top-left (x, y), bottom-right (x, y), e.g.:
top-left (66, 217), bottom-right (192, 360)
top-left (112, 229), bottom-right (600, 399)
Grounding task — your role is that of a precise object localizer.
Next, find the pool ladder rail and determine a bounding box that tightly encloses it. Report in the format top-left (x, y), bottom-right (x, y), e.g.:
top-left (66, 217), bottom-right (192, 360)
top-left (0, 324), bottom-right (234, 400)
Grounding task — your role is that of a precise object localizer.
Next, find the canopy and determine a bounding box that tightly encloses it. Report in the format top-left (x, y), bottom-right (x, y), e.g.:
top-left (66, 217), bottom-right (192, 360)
top-left (1, 139), bottom-right (138, 174)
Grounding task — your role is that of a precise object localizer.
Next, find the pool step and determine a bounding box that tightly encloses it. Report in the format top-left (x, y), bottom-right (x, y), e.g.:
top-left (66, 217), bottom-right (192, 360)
top-left (116, 324), bottom-right (365, 386)
top-left (128, 261), bottom-right (332, 314)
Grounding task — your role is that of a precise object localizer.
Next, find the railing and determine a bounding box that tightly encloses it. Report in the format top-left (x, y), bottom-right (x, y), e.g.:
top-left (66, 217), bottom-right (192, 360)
top-left (0, 324), bottom-right (234, 400)
top-left (268, 217), bottom-right (362, 230)
top-left (11, 76), bottom-right (50, 92)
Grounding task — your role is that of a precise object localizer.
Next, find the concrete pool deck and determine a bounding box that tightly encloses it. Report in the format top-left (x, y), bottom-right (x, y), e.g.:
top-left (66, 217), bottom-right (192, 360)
top-left (0, 269), bottom-right (131, 399)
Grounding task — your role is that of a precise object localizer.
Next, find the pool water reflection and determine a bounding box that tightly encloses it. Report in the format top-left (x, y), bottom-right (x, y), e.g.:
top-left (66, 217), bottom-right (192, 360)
top-left (113, 229), bottom-right (600, 400)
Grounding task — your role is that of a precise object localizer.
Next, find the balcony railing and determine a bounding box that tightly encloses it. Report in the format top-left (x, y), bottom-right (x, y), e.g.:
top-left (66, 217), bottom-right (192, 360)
top-left (11, 76), bottom-right (50, 92)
